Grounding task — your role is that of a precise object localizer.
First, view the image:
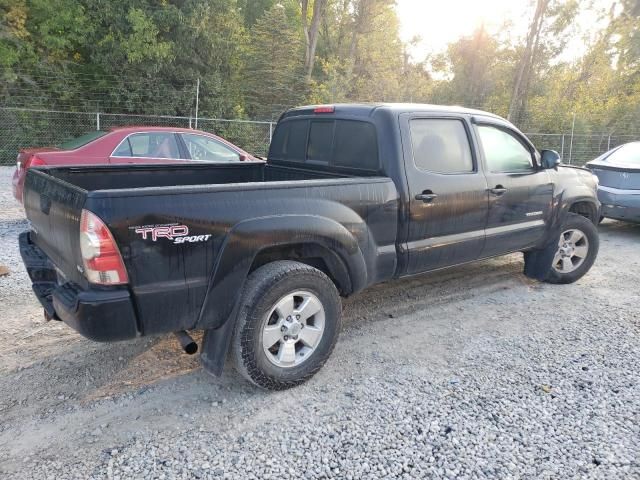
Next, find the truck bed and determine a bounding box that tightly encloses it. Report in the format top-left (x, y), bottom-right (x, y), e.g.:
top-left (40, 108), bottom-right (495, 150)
top-left (44, 162), bottom-right (351, 192)
top-left (23, 162), bottom-right (399, 338)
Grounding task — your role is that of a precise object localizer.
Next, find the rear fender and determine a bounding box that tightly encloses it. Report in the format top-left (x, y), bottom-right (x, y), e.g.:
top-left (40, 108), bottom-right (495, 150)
top-left (196, 214), bottom-right (367, 331)
top-left (197, 214), bottom-right (367, 376)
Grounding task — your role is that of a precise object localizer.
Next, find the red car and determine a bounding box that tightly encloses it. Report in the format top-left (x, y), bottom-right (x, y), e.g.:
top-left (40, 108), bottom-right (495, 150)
top-left (12, 126), bottom-right (260, 202)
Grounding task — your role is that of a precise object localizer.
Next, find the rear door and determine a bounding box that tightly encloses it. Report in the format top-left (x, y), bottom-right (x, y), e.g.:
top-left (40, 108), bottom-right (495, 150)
top-left (110, 132), bottom-right (185, 164)
top-left (473, 120), bottom-right (553, 256)
top-left (400, 113), bottom-right (489, 274)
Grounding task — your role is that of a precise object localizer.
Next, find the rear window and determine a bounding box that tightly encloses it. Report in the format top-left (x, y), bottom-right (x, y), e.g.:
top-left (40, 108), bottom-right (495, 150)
top-left (57, 131), bottom-right (107, 150)
top-left (334, 121), bottom-right (378, 170)
top-left (286, 121), bottom-right (308, 161)
top-left (270, 119), bottom-right (379, 172)
top-left (606, 143), bottom-right (640, 166)
top-left (307, 121), bottom-right (334, 163)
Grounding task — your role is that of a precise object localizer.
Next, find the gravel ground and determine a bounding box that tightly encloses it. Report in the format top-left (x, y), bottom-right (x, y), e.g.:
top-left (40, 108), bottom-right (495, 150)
top-left (0, 165), bottom-right (639, 479)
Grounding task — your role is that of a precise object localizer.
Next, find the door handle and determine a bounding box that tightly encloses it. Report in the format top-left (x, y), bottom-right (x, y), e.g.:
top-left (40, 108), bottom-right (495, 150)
top-left (489, 186), bottom-right (507, 196)
top-left (415, 192), bottom-right (438, 203)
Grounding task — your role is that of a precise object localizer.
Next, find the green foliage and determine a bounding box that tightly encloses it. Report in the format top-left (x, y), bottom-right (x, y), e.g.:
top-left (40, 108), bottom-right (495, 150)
top-left (237, 0), bottom-right (276, 27)
top-left (434, 26), bottom-right (508, 110)
top-left (120, 8), bottom-right (173, 64)
top-left (243, 3), bottom-right (306, 119)
top-left (0, 0), bottom-right (638, 138)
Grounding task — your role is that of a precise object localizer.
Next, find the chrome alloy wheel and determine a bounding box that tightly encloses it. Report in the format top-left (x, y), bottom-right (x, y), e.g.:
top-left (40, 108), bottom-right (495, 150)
top-left (261, 290), bottom-right (325, 368)
top-left (552, 228), bottom-right (589, 274)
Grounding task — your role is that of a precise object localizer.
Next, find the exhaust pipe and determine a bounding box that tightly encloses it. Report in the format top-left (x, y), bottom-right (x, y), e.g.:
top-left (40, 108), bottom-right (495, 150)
top-left (174, 331), bottom-right (198, 355)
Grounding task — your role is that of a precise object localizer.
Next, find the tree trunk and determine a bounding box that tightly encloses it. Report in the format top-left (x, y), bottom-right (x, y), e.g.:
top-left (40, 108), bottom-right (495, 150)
top-left (508, 0), bottom-right (548, 124)
top-left (301, 0), bottom-right (327, 79)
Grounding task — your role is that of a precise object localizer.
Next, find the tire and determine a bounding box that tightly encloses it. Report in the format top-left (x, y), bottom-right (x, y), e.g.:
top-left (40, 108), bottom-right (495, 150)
top-left (529, 213), bottom-right (599, 284)
top-left (231, 260), bottom-right (342, 390)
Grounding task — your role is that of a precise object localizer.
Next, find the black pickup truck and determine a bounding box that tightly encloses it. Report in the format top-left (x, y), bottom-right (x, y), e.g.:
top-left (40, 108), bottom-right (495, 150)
top-left (20, 104), bottom-right (600, 390)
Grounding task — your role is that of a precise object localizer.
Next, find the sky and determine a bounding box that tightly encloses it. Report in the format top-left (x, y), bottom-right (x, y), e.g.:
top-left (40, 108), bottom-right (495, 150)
top-left (396, 0), bottom-right (613, 63)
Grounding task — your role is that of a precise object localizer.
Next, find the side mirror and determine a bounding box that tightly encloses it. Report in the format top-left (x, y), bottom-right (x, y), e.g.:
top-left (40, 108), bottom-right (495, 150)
top-left (541, 149), bottom-right (561, 169)
top-left (238, 154), bottom-right (247, 162)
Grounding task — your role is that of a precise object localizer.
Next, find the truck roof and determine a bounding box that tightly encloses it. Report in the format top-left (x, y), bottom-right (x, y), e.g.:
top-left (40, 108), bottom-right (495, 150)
top-left (282, 103), bottom-right (506, 121)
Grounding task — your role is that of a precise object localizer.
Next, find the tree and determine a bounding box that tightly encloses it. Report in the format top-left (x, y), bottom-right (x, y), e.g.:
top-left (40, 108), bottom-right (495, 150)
top-left (244, 4), bottom-right (306, 119)
top-left (0, 0), bottom-right (92, 108)
top-left (435, 25), bottom-right (506, 109)
top-left (0, 0), bottom-right (638, 147)
top-left (307, 0), bottom-right (406, 102)
top-left (507, 0), bottom-right (581, 126)
top-left (237, 0), bottom-right (276, 28)
top-left (301, 0), bottom-right (327, 79)
top-left (508, 0), bottom-right (549, 123)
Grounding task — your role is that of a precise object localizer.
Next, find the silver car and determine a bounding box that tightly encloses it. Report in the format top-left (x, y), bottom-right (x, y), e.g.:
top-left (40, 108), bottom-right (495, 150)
top-left (587, 142), bottom-right (640, 223)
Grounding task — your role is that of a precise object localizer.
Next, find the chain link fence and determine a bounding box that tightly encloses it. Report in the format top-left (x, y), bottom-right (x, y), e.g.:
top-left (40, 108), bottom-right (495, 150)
top-left (1, 106), bottom-right (638, 166)
top-left (525, 133), bottom-right (638, 165)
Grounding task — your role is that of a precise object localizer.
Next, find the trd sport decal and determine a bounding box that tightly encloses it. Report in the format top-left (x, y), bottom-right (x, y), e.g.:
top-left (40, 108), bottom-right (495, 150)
top-left (132, 224), bottom-right (211, 244)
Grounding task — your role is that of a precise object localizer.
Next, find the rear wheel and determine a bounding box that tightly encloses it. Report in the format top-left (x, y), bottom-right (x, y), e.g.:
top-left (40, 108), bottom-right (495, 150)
top-left (231, 261), bottom-right (342, 390)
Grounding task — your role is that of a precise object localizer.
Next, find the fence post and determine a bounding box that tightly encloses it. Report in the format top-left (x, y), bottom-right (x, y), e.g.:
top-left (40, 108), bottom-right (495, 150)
top-left (96, 112), bottom-right (100, 131)
top-left (194, 78), bottom-right (200, 129)
top-left (568, 113), bottom-right (576, 164)
top-left (269, 122), bottom-right (274, 142)
top-left (607, 135), bottom-right (611, 151)
top-left (560, 134), bottom-right (565, 160)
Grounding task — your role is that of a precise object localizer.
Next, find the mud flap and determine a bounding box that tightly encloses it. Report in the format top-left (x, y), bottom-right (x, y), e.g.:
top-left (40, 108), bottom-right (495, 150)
top-left (523, 243), bottom-right (556, 281)
top-left (199, 314), bottom-right (238, 377)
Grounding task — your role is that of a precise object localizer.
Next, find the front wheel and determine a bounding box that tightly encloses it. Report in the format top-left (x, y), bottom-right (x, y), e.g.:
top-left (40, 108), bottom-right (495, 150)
top-left (527, 213), bottom-right (599, 284)
top-left (231, 261), bottom-right (342, 390)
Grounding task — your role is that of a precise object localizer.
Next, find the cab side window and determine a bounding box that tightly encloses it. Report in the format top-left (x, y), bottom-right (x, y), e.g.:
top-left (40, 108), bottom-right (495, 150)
top-left (410, 119), bottom-right (474, 174)
top-left (477, 125), bottom-right (533, 172)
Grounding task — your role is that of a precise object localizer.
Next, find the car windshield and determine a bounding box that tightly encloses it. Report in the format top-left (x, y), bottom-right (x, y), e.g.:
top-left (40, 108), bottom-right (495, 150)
top-left (57, 131), bottom-right (107, 150)
top-left (606, 143), bottom-right (640, 167)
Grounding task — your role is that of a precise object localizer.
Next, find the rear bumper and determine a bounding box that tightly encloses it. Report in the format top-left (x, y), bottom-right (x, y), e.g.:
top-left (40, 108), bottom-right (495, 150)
top-left (597, 186), bottom-right (640, 223)
top-left (19, 231), bottom-right (139, 341)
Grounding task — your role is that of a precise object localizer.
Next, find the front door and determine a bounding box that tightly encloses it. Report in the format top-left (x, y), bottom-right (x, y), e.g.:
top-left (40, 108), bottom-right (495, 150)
top-left (400, 114), bottom-right (489, 274)
top-left (473, 122), bottom-right (553, 257)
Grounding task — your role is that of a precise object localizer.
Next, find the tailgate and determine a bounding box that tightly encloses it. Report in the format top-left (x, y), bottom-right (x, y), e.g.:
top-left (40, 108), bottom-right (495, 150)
top-left (23, 169), bottom-right (88, 285)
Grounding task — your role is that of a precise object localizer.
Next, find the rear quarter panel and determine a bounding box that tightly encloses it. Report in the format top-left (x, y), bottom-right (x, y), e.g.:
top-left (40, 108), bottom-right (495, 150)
top-left (87, 178), bottom-right (398, 336)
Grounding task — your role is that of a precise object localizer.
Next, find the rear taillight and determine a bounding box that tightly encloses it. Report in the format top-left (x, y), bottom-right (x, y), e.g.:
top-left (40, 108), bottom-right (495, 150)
top-left (79, 209), bottom-right (128, 285)
top-left (27, 155), bottom-right (46, 168)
